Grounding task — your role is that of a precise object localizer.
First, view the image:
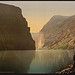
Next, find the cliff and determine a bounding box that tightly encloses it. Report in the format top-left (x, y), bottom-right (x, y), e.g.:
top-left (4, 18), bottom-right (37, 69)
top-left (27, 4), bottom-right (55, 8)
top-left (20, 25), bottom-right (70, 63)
top-left (36, 15), bottom-right (75, 50)
top-left (0, 3), bottom-right (35, 50)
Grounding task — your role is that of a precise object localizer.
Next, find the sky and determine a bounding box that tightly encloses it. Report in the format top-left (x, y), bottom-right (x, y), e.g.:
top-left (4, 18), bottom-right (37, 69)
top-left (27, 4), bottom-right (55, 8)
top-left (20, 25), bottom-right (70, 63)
top-left (0, 1), bottom-right (75, 33)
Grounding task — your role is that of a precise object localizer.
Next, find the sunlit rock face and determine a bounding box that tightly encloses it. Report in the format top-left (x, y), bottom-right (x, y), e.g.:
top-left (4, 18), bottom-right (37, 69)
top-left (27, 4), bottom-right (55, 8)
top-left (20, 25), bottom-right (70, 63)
top-left (36, 15), bottom-right (75, 50)
top-left (0, 3), bottom-right (35, 50)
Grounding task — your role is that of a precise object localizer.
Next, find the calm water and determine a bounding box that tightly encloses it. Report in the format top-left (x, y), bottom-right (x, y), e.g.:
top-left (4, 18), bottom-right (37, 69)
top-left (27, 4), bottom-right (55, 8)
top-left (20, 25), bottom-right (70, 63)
top-left (0, 50), bottom-right (74, 74)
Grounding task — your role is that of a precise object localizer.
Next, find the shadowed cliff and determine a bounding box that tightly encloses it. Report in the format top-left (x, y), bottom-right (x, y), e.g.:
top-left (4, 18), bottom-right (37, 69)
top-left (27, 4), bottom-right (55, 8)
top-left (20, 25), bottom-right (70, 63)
top-left (0, 3), bottom-right (35, 50)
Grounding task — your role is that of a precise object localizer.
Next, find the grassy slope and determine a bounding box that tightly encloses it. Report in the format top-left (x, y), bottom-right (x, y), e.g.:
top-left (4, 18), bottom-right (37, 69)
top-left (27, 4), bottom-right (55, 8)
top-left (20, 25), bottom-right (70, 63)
top-left (48, 36), bottom-right (75, 50)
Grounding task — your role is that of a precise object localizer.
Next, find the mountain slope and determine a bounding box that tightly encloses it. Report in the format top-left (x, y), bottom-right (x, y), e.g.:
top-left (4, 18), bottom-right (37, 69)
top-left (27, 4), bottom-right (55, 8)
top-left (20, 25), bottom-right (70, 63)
top-left (36, 15), bottom-right (75, 50)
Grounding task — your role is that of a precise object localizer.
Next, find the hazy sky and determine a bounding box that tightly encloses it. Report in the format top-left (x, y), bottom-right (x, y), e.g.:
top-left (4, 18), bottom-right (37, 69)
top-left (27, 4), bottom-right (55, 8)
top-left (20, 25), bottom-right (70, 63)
top-left (0, 1), bottom-right (75, 33)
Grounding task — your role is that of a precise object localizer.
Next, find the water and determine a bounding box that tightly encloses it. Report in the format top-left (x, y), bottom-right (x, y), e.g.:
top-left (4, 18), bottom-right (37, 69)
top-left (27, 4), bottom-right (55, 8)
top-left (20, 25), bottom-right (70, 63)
top-left (28, 50), bottom-right (75, 74)
top-left (0, 50), bottom-right (74, 74)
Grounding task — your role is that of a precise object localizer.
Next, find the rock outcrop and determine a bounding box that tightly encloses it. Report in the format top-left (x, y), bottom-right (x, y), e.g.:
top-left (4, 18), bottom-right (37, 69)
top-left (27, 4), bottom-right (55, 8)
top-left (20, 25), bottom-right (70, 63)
top-left (56, 55), bottom-right (75, 74)
top-left (0, 3), bottom-right (35, 50)
top-left (36, 15), bottom-right (75, 50)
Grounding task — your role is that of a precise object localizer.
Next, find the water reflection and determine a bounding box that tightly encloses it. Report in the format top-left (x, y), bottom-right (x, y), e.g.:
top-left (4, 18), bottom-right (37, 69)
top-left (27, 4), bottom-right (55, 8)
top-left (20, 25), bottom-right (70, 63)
top-left (28, 50), bottom-right (75, 74)
top-left (0, 50), bottom-right (74, 74)
top-left (0, 50), bottom-right (35, 73)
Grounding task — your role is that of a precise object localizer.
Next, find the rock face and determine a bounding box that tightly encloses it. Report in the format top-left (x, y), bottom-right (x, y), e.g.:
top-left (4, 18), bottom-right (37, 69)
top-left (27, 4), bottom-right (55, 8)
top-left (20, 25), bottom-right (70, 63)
top-left (56, 55), bottom-right (75, 74)
top-left (36, 15), bottom-right (75, 50)
top-left (0, 3), bottom-right (35, 50)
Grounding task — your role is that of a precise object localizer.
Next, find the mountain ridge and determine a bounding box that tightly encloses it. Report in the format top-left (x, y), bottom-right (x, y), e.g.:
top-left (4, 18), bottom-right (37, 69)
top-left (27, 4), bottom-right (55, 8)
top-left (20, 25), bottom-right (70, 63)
top-left (36, 15), bottom-right (75, 50)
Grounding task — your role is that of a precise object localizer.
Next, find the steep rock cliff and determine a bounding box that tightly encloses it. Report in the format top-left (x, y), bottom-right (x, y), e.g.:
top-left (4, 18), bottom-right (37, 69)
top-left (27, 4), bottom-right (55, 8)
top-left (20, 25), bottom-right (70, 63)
top-left (0, 3), bottom-right (35, 50)
top-left (36, 15), bottom-right (75, 50)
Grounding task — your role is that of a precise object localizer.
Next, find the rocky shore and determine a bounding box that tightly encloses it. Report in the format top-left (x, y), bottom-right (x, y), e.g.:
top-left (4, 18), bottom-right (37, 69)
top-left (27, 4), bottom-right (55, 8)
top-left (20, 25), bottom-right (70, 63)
top-left (56, 55), bottom-right (75, 74)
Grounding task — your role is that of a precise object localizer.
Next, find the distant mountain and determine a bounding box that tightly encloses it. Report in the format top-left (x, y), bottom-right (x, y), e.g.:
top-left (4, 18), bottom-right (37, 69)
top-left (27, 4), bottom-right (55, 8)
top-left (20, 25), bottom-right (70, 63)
top-left (31, 33), bottom-right (39, 49)
top-left (36, 15), bottom-right (75, 50)
top-left (31, 33), bottom-right (39, 41)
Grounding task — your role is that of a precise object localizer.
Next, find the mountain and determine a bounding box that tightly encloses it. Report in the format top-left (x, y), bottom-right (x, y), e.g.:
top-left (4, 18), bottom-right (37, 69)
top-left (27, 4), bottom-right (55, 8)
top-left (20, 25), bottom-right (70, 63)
top-left (0, 3), bottom-right (35, 50)
top-left (36, 15), bottom-right (75, 50)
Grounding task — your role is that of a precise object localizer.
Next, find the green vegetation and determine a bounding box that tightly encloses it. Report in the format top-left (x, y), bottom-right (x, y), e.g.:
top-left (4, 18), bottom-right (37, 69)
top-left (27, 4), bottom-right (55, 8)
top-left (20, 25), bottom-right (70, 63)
top-left (48, 37), bottom-right (73, 50)
top-left (68, 46), bottom-right (74, 50)
top-left (73, 39), bottom-right (75, 44)
top-left (53, 43), bottom-right (68, 50)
